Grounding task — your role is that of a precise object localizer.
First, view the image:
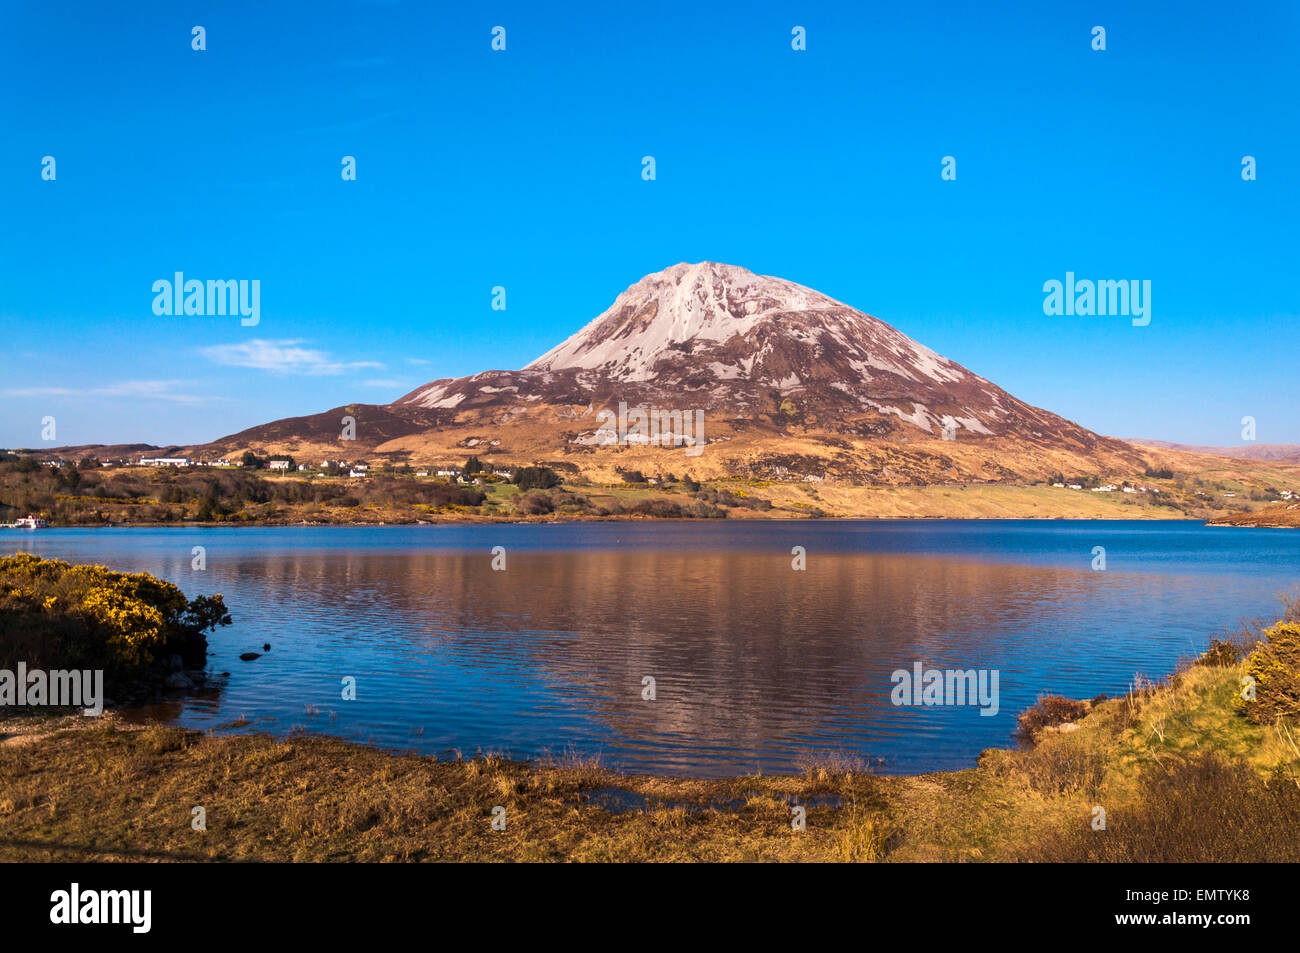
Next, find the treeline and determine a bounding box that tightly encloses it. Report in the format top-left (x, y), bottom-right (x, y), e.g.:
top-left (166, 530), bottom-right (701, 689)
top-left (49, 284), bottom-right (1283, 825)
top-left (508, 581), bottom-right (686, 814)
top-left (615, 469), bottom-right (701, 491)
top-left (508, 482), bottom-right (771, 518)
top-left (513, 487), bottom-right (728, 519)
top-left (0, 457), bottom-right (486, 524)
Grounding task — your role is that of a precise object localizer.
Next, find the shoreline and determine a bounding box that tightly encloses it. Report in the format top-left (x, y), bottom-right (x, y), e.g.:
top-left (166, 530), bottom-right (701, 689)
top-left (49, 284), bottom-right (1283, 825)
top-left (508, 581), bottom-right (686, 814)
top-left (5, 459), bottom-right (1249, 524)
top-left (3, 633), bottom-right (1298, 861)
top-left (2, 513), bottom-right (1230, 530)
top-left (4, 549), bottom-right (1298, 861)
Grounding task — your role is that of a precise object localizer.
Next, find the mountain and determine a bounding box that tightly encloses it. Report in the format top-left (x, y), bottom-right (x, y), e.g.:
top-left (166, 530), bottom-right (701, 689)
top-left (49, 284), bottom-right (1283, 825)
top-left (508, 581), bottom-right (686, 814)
top-left (1126, 440), bottom-right (1300, 464)
top-left (398, 262), bottom-right (1101, 443)
top-left (197, 262), bottom-right (1148, 484)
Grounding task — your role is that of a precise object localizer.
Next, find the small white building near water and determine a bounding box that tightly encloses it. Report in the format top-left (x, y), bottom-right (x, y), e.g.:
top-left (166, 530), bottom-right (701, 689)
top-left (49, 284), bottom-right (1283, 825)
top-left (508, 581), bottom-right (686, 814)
top-left (139, 457), bottom-right (192, 467)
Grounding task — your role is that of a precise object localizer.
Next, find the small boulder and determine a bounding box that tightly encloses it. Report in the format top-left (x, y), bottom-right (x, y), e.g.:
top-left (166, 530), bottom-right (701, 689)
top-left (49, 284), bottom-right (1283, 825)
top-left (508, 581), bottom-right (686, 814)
top-left (164, 672), bottom-right (195, 690)
top-left (238, 652), bottom-right (261, 661)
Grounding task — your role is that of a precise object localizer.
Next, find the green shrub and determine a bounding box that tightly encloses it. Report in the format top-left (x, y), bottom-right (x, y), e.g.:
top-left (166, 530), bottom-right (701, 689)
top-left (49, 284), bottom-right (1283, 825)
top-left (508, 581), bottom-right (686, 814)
top-left (513, 466), bottom-right (560, 491)
top-left (516, 492), bottom-right (555, 515)
top-left (1017, 694), bottom-right (1090, 739)
top-left (1196, 638), bottom-right (1242, 668)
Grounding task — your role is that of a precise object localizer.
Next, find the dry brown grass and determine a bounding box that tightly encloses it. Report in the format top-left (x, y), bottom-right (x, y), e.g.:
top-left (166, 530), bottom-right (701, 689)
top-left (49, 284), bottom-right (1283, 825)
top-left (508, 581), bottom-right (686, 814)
top-left (0, 718), bottom-right (890, 862)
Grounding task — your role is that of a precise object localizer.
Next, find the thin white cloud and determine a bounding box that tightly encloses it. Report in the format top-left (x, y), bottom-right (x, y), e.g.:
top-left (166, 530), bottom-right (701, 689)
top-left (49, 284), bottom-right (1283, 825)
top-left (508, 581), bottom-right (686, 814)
top-left (200, 339), bottom-right (383, 376)
top-left (2, 380), bottom-right (209, 405)
top-left (363, 379), bottom-right (408, 389)
top-left (3, 386), bottom-right (74, 397)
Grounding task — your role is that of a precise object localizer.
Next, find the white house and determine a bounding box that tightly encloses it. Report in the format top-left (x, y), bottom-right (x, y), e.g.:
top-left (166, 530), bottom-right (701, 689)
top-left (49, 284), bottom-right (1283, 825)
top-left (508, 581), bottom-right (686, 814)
top-left (140, 457), bottom-right (192, 467)
top-left (349, 468), bottom-right (368, 478)
top-left (268, 460), bottom-right (292, 470)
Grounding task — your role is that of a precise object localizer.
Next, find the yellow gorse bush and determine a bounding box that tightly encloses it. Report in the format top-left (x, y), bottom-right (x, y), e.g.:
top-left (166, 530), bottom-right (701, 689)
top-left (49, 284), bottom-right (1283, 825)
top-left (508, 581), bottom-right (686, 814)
top-left (0, 552), bottom-right (211, 671)
top-left (1241, 621), bottom-right (1300, 725)
top-left (78, 586), bottom-right (168, 667)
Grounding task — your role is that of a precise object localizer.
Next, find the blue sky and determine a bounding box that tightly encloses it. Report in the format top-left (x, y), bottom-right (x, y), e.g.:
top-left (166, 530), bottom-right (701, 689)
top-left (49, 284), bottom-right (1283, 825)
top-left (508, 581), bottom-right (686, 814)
top-left (2, 0), bottom-right (1297, 448)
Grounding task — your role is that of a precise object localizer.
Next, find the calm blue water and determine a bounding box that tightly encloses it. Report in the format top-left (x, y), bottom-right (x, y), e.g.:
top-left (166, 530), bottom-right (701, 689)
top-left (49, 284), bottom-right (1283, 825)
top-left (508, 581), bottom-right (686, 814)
top-left (6, 520), bottom-right (1299, 776)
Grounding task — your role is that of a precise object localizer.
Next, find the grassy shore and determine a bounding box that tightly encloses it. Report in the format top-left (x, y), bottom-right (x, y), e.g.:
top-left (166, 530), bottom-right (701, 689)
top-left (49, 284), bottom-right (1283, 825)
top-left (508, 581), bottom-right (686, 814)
top-left (3, 645), bottom-right (1298, 862)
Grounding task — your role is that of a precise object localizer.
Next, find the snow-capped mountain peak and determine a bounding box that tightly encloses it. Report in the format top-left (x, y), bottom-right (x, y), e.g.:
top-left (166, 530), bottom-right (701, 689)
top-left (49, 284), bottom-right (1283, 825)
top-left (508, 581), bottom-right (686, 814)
top-left (525, 261), bottom-right (970, 390)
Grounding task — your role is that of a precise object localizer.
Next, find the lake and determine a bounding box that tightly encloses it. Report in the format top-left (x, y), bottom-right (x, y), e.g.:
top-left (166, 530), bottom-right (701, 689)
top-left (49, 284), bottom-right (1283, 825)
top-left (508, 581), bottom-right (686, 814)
top-left (7, 520), bottom-right (1300, 776)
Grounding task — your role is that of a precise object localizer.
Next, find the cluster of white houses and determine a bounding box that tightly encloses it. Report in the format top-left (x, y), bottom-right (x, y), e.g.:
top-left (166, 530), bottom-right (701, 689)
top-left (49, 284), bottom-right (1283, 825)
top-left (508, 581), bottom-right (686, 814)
top-left (129, 456), bottom-right (515, 481)
top-left (1050, 481), bottom-right (1161, 493)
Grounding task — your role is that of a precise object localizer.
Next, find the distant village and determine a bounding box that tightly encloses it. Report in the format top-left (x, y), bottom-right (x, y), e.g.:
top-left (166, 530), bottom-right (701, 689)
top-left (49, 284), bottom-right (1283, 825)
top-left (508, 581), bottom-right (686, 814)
top-left (27, 454), bottom-right (526, 485)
